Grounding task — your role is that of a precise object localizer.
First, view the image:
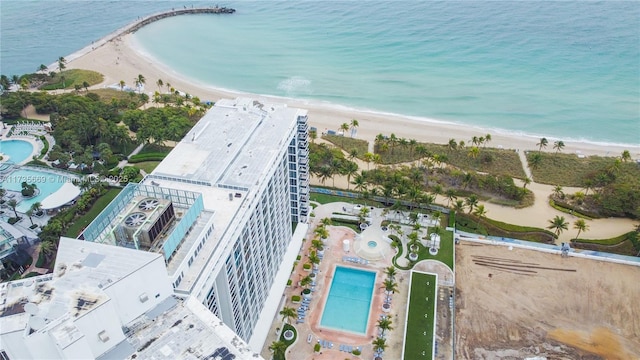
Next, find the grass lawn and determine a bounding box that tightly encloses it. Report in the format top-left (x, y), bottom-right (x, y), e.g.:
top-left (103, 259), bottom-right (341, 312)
top-left (309, 192), bottom-right (384, 207)
top-left (417, 143), bottom-right (526, 179)
top-left (403, 271), bottom-right (437, 360)
top-left (40, 69), bottom-right (103, 90)
top-left (456, 213), bottom-right (555, 243)
top-left (572, 231), bottom-right (640, 257)
top-left (65, 188), bottom-right (122, 238)
top-left (322, 134), bottom-right (369, 158)
top-left (134, 161), bottom-right (161, 174)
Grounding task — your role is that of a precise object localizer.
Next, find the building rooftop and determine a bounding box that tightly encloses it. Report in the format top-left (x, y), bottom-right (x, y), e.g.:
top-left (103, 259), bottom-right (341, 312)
top-left (0, 237), bottom-right (162, 333)
top-left (117, 296), bottom-right (262, 360)
top-left (153, 97), bottom-right (307, 188)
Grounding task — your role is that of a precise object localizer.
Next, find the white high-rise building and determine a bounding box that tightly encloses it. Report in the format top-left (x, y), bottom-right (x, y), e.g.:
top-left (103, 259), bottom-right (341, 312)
top-left (77, 98), bottom-right (310, 351)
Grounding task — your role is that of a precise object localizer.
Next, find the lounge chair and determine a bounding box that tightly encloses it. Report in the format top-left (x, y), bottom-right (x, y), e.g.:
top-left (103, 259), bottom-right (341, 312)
top-left (307, 334), bottom-right (313, 343)
top-left (329, 342), bottom-right (333, 349)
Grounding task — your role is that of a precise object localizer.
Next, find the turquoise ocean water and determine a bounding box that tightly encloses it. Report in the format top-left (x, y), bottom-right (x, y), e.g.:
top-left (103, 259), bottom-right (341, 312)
top-left (2, 1), bottom-right (639, 146)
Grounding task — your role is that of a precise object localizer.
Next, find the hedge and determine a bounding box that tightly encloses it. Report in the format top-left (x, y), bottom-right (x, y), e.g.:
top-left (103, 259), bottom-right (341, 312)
top-left (128, 153), bottom-right (167, 163)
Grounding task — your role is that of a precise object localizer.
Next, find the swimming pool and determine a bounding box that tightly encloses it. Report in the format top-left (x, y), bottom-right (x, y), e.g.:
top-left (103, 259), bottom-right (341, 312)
top-left (2, 168), bottom-right (68, 212)
top-left (320, 266), bottom-right (376, 334)
top-left (0, 140), bottom-right (34, 164)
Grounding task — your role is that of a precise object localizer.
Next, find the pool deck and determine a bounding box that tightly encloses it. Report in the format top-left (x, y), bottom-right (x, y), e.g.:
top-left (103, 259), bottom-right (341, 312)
top-left (261, 202), bottom-right (411, 360)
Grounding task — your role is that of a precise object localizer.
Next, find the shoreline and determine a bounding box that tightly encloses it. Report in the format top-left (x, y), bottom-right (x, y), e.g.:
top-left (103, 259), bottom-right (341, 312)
top-left (64, 14), bottom-right (639, 158)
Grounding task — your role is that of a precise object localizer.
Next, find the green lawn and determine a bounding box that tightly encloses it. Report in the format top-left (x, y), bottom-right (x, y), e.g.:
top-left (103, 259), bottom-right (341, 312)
top-left (404, 272), bottom-right (437, 360)
top-left (309, 192), bottom-right (384, 207)
top-left (134, 161), bottom-right (161, 174)
top-left (40, 69), bottom-right (104, 90)
top-left (65, 188), bottom-right (122, 238)
top-left (321, 134), bottom-right (369, 158)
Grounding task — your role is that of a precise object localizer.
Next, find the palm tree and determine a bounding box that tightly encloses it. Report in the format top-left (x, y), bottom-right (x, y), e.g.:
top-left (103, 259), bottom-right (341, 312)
top-left (484, 133), bottom-right (492, 147)
top-left (553, 185), bottom-right (564, 199)
top-left (465, 195), bottom-right (478, 214)
top-left (300, 275), bottom-right (312, 288)
top-left (314, 226), bottom-right (329, 240)
top-left (443, 138), bottom-right (455, 153)
top-left (7, 199), bottom-right (18, 218)
top-left (350, 118), bottom-right (359, 138)
top-left (620, 150), bottom-right (631, 162)
top-left (522, 177), bottom-right (532, 189)
top-left (156, 78), bottom-right (164, 92)
top-left (57, 56), bottom-right (67, 72)
top-left (344, 161), bottom-right (359, 190)
top-left (537, 137), bottom-right (548, 152)
top-left (453, 199), bottom-right (465, 213)
top-left (135, 74), bottom-right (146, 93)
top-left (553, 140), bottom-right (565, 154)
top-left (473, 204), bottom-right (487, 218)
top-left (377, 317), bottom-right (394, 335)
top-left (320, 217), bottom-right (333, 227)
top-left (340, 122), bottom-right (349, 136)
top-left (384, 266), bottom-right (397, 280)
top-left (38, 64), bottom-right (48, 73)
top-left (25, 209), bottom-right (35, 225)
top-left (269, 341), bottom-right (287, 359)
top-left (444, 189), bottom-right (458, 207)
top-left (382, 278), bottom-right (398, 294)
top-left (467, 146), bottom-right (480, 160)
top-left (573, 219), bottom-right (589, 240)
top-left (279, 306), bottom-right (297, 324)
top-left (471, 136), bottom-right (479, 147)
top-left (82, 81), bottom-right (90, 92)
top-left (119, 80), bottom-right (126, 91)
top-left (308, 252), bottom-right (320, 267)
top-left (529, 152), bottom-right (543, 169)
top-left (40, 240), bottom-right (57, 260)
top-left (372, 337), bottom-right (387, 353)
top-left (317, 166), bottom-right (332, 185)
top-left (547, 215), bottom-right (569, 237)
top-left (363, 152), bottom-right (374, 170)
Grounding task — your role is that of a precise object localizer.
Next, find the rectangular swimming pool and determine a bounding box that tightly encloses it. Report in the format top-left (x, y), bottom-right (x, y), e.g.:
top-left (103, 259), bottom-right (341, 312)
top-left (320, 266), bottom-right (376, 334)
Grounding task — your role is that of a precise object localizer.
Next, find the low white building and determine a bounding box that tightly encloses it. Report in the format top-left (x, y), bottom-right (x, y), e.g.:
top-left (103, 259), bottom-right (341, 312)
top-left (0, 237), bottom-right (262, 360)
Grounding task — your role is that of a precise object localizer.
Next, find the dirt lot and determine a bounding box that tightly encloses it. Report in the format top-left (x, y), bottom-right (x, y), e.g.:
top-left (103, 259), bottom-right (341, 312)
top-left (455, 243), bottom-right (640, 360)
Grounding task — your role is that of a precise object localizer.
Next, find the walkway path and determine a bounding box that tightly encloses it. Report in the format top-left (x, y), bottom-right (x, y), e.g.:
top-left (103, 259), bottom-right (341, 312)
top-left (517, 149), bottom-right (533, 180)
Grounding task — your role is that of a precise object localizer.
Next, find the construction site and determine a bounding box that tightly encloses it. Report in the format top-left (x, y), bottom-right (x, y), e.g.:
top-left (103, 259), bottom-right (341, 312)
top-left (455, 243), bottom-right (640, 360)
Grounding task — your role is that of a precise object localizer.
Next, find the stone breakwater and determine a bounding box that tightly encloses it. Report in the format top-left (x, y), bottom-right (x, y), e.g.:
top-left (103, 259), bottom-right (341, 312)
top-left (127, 7), bottom-right (236, 34)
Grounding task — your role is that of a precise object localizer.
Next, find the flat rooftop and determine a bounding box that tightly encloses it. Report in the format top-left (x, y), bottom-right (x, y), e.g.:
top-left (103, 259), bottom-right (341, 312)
top-left (115, 297), bottom-right (262, 360)
top-left (153, 97), bottom-right (307, 188)
top-left (0, 237), bottom-right (162, 333)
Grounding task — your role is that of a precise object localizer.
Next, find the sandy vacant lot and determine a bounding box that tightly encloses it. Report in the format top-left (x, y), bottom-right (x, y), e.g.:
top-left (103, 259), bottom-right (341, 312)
top-left (455, 243), bottom-right (640, 360)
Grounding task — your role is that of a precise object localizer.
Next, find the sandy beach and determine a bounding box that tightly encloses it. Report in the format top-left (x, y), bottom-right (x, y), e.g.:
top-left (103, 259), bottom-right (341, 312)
top-left (60, 23), bottom-right (639, 240)
top-left (65, 31), bottom-right (639, 159)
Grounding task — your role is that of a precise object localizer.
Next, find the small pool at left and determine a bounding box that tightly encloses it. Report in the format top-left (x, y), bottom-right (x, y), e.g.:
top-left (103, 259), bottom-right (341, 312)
top-left (3, 169), bottom-right (68, 212)
top-left (1, 140), bottom-right (35, 164)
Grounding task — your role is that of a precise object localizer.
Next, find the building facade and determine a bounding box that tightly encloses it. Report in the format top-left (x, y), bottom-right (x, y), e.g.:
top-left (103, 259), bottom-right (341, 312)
top-left (79, 98), bottom-right (310, 351)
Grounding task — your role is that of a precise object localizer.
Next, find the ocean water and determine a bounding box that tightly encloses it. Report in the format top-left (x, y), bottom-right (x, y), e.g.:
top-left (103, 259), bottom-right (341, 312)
top-left (2, 1), bottom-right (639, 146)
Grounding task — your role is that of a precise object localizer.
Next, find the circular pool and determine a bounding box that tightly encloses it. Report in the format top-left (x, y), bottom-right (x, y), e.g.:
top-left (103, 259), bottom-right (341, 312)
top-left (0, 139), bottom-right (34, 164)
top-left (367, 240), bottom-right (377, 248)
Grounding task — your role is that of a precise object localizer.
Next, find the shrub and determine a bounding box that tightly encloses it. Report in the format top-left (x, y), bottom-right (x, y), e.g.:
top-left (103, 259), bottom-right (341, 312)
top-left (36, 251), bottom-right (46, 268)
top-left (303, 263), bottom-right (311, 270)
top-left (128, 153), bottom-right (167, 163)
top-left (287, 279), bottom-right (292, 286)
top-left (352, 348), bottom-right (362, 356)
top-left (314, 343), bottom-right (321, 352)
top-left (291, 295), bottom-right (301, 302)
